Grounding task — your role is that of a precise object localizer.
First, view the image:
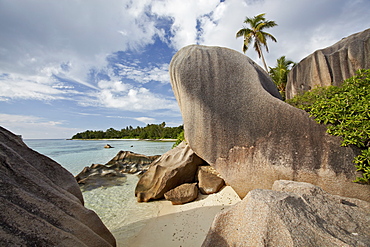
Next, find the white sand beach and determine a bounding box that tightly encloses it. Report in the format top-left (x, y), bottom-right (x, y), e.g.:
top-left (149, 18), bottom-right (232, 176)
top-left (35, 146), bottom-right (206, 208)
top-left (112, 186), bottom-right (241, 247)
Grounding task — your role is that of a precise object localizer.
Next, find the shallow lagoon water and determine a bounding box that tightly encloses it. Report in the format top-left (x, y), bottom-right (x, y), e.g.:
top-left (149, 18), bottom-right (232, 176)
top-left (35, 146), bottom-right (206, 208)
top-left (24, 139), bottom-right (174, 231)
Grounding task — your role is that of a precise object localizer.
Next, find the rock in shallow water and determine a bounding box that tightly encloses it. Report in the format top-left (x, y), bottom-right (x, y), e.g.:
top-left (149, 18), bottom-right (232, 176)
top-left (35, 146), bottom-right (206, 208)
top-left (202, 180), bottom-right (370, 247)
top-left (0, 126), bottom-right (116, 247)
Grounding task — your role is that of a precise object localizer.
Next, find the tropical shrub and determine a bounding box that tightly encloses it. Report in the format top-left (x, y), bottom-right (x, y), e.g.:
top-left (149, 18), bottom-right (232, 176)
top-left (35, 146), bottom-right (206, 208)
top-left (287, 69), bottom-right (370, 184)
top-left (172, 130), bottom-right (185, 148)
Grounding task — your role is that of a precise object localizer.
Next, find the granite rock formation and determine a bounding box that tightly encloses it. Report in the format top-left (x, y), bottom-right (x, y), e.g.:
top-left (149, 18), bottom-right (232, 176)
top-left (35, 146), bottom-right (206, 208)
top-left (0, 126), bottom-right (116, 247)
top-left (135, 141), bottom-right (204, 202)
top-left (286, 28), bottom-right (370, 99)
top-left (197, 167), bottom-right (225, 195)
top-left (75, 164), bottom-right (127, 192)
top-left (202, 180), bottom-right (370, 247)
top-left (164, 183), bottom-right (199, 205)
top-left (170, 45), bottom-right (369, 201)
top-left (106, 150), bottom-right (160, 174)
top-left (75, 151), bottom-right (160, 191)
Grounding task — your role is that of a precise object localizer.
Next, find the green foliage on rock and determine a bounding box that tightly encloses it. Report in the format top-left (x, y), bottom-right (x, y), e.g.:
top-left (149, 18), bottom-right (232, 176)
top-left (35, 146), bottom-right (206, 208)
top-left (287, 69), bottom-right (370, 184)
top-left (172, 130), bottom-right (185, 148)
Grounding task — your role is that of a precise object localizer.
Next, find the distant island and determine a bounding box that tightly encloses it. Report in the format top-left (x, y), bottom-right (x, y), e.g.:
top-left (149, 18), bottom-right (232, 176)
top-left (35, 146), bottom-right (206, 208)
top-left (71, 122), bottom-right (183, 140)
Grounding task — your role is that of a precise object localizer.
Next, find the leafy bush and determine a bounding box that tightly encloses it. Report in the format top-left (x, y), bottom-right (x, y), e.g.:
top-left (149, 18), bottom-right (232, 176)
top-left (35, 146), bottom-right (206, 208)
top-left (287, 69), bottom-right (370, 184)
top-left (172, 130), bottom-right (185, 148)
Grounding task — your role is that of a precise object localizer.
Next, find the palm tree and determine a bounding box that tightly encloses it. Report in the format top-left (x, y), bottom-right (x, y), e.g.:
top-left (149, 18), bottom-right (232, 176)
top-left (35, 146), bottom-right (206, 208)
top-left (269, 56), bottom-right (295, 99)
top-left (236, 13), bottom-right (277, 71)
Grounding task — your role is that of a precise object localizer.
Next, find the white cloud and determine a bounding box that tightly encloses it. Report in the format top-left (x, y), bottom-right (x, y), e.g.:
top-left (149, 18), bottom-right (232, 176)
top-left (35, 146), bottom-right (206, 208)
top-left (134, 117), bottom-right (156, 124)
top-left (0, 0), bottom-right (160, 97)
top-left (95, 83), bottom-right (178, 111)
top-left (116, 63), bottom-right (170, 84)
top-left (150, 0), bottom-right (221, 49)
top-left (0, 114), bottom-right (79, 139)
top-left (0, 73), bottom-right (71, 101)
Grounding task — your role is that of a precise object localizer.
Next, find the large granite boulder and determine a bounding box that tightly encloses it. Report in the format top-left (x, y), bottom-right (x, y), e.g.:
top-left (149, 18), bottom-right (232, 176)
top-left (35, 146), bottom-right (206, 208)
top-left (286, 28), bottom-right (370, 99)
top-left (202, 180), bottom-right (370, 247)
top-left (164, 183), bottom-right (199, 205)
top-left (169, 45), bottom-right (370, 202)
top-left (135, 141), bottom-right (204, 202)
top-left (0, 126), bottom-right (116, 246)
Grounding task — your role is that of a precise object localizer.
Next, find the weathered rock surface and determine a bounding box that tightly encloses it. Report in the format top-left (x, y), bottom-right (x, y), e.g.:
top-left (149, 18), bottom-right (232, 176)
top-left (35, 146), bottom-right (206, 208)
top-left (75, 151), bottom-right (160, 191)
top-left (135, 141), bottom-right (204, 202)
top-left (286, 28), bottom-right (370, 99)
top-left (164, 183), bottom-right (199, 205)
top-left (75, 164), bottom-right (127, 192)
top-left (198, 167), bottom-right (225, 195)
top-left (202, 180), bottom-right (370, 247)
top-left (0, 126), bottom-right (116, 247)
top-left (106, 150), bottom-right (160, 174)
top-left (170, 45), bottom-right (370, 201)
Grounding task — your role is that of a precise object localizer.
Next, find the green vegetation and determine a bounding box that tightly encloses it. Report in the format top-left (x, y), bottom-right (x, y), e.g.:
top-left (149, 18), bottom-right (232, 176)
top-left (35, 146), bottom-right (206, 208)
top-left (172, 130), bottom-right (185, 148)
top-left (269, 56), bottom-right (295, 99)
top-left (236, 13), bottom-right (277, 71)
top-left (287, 69), bottom-right (370, 184)
top-left (71, 122), bottom-right (183, 140)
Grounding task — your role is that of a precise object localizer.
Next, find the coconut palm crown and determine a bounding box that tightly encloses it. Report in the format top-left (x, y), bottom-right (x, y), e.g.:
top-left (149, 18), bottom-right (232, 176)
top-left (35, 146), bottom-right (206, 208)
top-left (269, 56), bottom-right (295, 99)
top-left (236, 13), bottom-right (277, 71)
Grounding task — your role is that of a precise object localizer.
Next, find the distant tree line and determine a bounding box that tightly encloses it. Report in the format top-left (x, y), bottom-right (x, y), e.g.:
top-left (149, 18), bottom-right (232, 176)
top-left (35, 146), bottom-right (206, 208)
top-left (71, 122), bottom-right (183, 140)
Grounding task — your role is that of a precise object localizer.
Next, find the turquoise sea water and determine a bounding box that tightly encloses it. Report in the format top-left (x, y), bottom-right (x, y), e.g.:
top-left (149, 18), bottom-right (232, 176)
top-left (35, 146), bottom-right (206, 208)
top-left (24, 139), bottom-right (174, 175)
top-left (24, 139), bottom-right (175, 233)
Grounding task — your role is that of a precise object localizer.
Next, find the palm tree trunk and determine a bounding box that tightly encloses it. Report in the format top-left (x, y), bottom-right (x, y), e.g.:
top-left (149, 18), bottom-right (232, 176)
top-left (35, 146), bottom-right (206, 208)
top-left (260, 51), bottom-right (268, 72)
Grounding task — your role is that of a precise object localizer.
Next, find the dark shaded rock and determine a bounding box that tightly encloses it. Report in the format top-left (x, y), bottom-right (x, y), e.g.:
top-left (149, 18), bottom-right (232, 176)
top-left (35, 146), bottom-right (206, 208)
top-left (202, 180), bottom-right (370, 247)
top-left (198, 167), bottom-right (225, 195)
top-left (164, 183), bottom-right (199, 205)
top-left (286, 28), bottom-right (370, 99)
top-left (135, 141), bottom-right (204, 202)
top-left (104, 144), bottom-right (113, 148)
top-left (169, 44), bottom-right (369, 201)
top-left (75, 151), bottom-right (161, 191)
top-left (0, 126), bottom-right (116, 247)
top-left (75, 164), bottom-right (127, 192)
top-left (106, 150), bottom-right (160, 174)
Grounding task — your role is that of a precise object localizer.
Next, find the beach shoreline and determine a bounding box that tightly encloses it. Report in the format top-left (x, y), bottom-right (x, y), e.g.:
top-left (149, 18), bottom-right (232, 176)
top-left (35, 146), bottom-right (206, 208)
top-left (67, 138), bottom-right (177, 142)
top-left (112, 186), bottom-right (241, 247)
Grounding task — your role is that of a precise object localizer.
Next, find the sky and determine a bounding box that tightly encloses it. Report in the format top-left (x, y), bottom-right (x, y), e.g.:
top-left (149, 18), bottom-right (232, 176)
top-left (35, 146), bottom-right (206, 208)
top-left (0, 0), bottom-right (369, 139)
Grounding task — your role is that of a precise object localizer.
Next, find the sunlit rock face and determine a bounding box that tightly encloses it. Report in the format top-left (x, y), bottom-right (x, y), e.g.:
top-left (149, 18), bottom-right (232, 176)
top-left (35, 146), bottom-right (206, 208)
top-left (286, 28), bottom-right (370, 99)
top-left (169, 45), bottom-right (369, 202)
top-left (202, 180), bottom-right (370, 247)
top-left (0, 126), bottom-right (116, 247)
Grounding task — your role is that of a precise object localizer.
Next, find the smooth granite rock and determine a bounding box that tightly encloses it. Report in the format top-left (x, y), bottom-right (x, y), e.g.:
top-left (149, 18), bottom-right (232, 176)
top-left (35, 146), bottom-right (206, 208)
top-left (164, 183), bottom-right (199, 205)
top-left (286, 28), bottom-right (370, 99)
top-left (170, 45), bottom-right (369, 202)
top-left (202, 180), bottom-right (370, 247)
top-left (197, 167), bottom-right (225, 195)
top-left (0, 126), bottom-right (116, 247)
top-left (135, 141), bottom-right (204, 202)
